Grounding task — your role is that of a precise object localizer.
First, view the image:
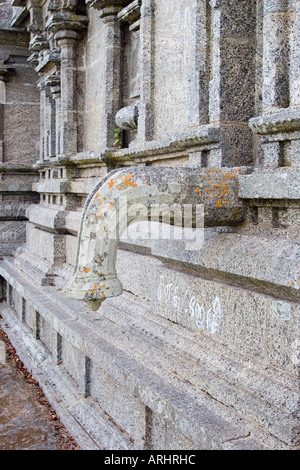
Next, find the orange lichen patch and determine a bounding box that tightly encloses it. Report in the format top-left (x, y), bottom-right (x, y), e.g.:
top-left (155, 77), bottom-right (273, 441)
top-left (79, 267), bottom-right (91, 274)
top-left (122, 174), bottom-right (137, 189)
top-left (109, 200), bottom-right (117, 210)
top-left (91, 284), bottom-right (97, 296)
top-left (196, 168), bottom-right (238, 208)
top-left (108, 179), bottom-right (115, 189)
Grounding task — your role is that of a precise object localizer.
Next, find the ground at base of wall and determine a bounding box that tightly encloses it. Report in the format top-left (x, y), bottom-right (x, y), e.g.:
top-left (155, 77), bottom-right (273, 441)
top-left (0, 320), bottom-right (80, 451)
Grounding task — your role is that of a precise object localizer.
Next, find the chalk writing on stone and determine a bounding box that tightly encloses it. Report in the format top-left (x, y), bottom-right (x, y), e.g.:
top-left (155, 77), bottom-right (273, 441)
top-left (157, 275), bottom-right (222, 336)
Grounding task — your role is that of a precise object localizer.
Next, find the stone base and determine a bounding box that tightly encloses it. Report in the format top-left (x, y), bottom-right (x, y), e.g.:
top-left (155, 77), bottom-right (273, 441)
top-left (0, 257), bottom-right (298, 450)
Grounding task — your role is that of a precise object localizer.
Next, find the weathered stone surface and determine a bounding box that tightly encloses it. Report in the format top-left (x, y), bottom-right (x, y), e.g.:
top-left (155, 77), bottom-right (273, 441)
top-left (0, 0), bottom-right (299, 452)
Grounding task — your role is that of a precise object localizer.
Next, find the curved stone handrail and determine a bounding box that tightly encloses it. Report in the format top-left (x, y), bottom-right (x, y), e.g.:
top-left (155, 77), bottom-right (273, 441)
top-left (67, 166), bottom-right (245, 310)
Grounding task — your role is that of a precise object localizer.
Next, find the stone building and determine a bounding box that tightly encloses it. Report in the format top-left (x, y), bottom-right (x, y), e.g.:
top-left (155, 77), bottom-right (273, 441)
top-left (0, 0), bottom-right (299, 450)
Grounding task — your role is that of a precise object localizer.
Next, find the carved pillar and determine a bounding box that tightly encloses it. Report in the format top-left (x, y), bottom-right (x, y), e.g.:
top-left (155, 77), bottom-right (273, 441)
top-left (55, 31), bottom-right (80, 155)
top-left (46, 1), bottom-right (88, 156)
top-left (137, 0), bottom-right (154, 143)
top-left (262, 0), bottom-right (291, 111)
top-left (116, 0), bottom-right (141, 147)
top-left (208, 0), bottom-right (257, 166)
top-left (187, 0), bottom-right (210, 127)
top-left (86, 0), bottom-right (131, 148)
top-left (49, 77), bottom-right (62, 156)
top-left (37, 79), bottom-right (47, 162)
top-left (45, 74), bottom-right (60, 157)
top-left (249, 0), bottom-right (300, 167)
top-left (290, 0), bottom-right (300, 107)
top-left (0, 69), bottom-right (7, 164)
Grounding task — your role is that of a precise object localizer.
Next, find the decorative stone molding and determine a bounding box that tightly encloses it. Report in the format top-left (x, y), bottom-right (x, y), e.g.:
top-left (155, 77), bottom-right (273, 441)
top-left (249, 109), bottom-right (300, 136)
top-left (47, 0), bottom-right (78, 11)
top-left (46, 12), bottom-right (88, 36)
top-left (118, 0), bottom-right (141, 30)
top-left (85, 0), bottom-right (132, 10)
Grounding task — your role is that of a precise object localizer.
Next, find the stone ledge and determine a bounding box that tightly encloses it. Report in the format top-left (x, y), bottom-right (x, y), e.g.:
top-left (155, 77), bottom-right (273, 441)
top-left (33, 180), bottom-right (68, 194)
top-left (26, 205), bottom-right (67, 233)
top-left (238, 168), bottom-right (300, 200)
top-left (0, 181), bottom-right (33, 193)
top-left (249, 108), bottom-right (300, 135)
top-left (150, 230), bottom-right (300, 302)
top-left (102, 125), bottom-right (220, 164)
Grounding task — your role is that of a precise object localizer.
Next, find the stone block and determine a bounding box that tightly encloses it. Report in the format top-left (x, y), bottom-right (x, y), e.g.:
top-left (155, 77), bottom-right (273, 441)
top-left (238, 167), bottom-right (300, 199)
top-left (152, 265), bottom-right (267, 359)
top-left (262, 11), bottom-right (291, 109)
top-left (89, 362), bottom-right (146, 447)
top-left (116, 248), bottom-right (162, 300)
top-left (260, 141), bottom-right (280, 166)
top-left (267, 300), bottom-right (300, 374)
top-left (26, 222), bottom-right (66, 263)
top-left (61, 337), bottom-right (84, 387)
top-left (39, 315), bottom-right (56, 356)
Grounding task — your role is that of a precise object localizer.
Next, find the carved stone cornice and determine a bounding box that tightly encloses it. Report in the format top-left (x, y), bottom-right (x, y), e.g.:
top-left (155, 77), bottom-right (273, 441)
top-left (117, 0), bottom-right (141, 25)
top-left (35, 49), bottom-right (61, 73)
top-left (45, 0), bottom-right (88, 37)
top-left (45, 12), bottom-right (88, 36)
top-left (85, 0), bottom-right (132, 10)
top-left (47, 0), bottom-right (78, 12)
top-left (45, 73), bottom-right (61, 98)
top-left (29, 33), bottom-right (48, 52)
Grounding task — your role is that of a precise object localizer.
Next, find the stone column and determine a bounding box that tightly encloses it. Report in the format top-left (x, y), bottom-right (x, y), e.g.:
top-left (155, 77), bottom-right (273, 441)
top-left (262, 0), bottom-right (291, 111)
top-left (137, 0), bottom-right (154, 143)
top-left (208, 0), bottom-right (257, 166)
top-left (55, 31), bottom-right (80, 156)
top-left (116, 0), bottom-right (142, 148)
top-left (37, 79), bottom-right (47, 162)
top-left (249, 0), bottom-right (299, 167)
top-left (290, 0), bottom-right (300, 107)
top-left (187, 0), bottom-right (210, 127)
top-left (45, 2), bottom-right (87, 156)
top-left (45, 74), bottom-right (60, 158)
top-left (51, 80), bottom-right (61, 157)
top-left (0, 70), bottom-right (6, 163)
top-left (99, 8), bottom-right (123, 149)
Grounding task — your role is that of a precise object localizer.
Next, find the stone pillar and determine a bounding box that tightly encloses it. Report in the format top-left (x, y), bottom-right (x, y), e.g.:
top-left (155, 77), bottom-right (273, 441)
top-left (55, 31), bottom-right (80, 156)
top-left (51, 80), bottom-right (61, 157)
top-left (37, 79), bottom-right (47, 162)
top-left (187, 0), bottom-right (210, 127)
top-left (86, 1), bottom-right (131, 148)
top-left (45, 77), bottom-right (57, 158)
top-left (0, 70), bottom-right (6, 164)
top-left (263, 0), bottom-right (291, 111)
top-left (44, 2), bottom-right (87, 156)
top-left (99, 8), bottom-right (123, 148)
top-left (208, 0), bottom-right (257, 166)
top-left (116, 0), bottom-right (142, 148)
top-left (249, 0), bottom-right (300, 167)
top-left (137, 0), bottom-right (154, 143)
top-left (290, 0), bottom-right (300, 107)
